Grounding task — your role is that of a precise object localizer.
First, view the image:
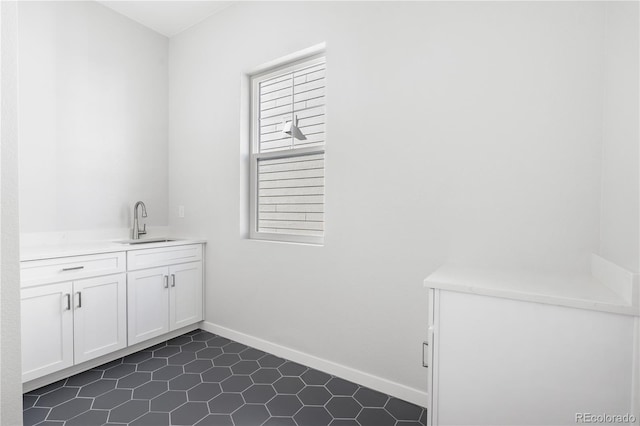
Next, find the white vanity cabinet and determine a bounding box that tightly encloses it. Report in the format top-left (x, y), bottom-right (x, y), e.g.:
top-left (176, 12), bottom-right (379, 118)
top-left (424, 265), bottom-right (639, 426)
top-left (20, 253), bottom-right (127, 382)
top-left (127, 244), bottom-right (203, 345)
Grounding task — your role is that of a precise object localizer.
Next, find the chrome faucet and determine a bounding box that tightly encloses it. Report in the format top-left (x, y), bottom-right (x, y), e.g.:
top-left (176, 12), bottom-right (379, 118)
top-left (132, 201), bottom-right (147, 240)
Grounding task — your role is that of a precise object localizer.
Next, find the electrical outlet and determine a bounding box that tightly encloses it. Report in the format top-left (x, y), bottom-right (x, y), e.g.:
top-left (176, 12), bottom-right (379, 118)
top-left (178, 205), bottom-right (185, 218)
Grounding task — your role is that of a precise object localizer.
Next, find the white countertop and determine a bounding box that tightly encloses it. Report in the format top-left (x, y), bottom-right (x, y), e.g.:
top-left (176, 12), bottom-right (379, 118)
top-left (424, 263), bottom-right (640, 316)
top-left (21, 238), bottom-right (207, 262)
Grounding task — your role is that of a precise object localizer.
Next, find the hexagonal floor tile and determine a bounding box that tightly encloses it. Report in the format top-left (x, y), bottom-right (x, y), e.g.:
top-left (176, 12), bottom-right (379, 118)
top-left (152, 365), bottom-right (183, 381)
top-left (132, 381), bottom-right (168, 399)
top-left (232, 404), bottom-right (270, 425)
top-left (231, 360), bottom-right (260, 375)
top-left (170, 402), bottom-right (209, 425)
top-left (182, 341), bottom-right (207, 352)
top-left (150, 391), bottom-right (187, 412)
top-left (168, 351), bottom-right (196, 366)
top-left (353, 387), bottom-right (388, 407)
top-left (208, 393), bottom-right (244, 414)
top-left (326, 378), bottom-right (358, 396)
top-left (65, 409), bottom-right (108, 426)
top-left (207, 337), bottom-right (232, 347)
top-left (65, 370), bottom-right (102, 387)
top-left (154, 346), bottom-right (181, 358)
top-left (201, 366), bottom-right (232, 382)
top-left (184, 359), bottom-right (213, 373)
top-left (130, 411), bottom-right (170, 426)
top-left (212, 353), bottom-right (241, 366)
top-left (23, 395), bottom-right (37, 410)
top-left (195, 414), bottom-right (233, 426)
top-left (107, 400), bottom-right (149, 423)
top-left (220, 375), bottom-right (252, 392)
top-left (278, 362), bottom-right (307, 376)
top-left (166, 335), bottom-right (192, 346)
top-left (266, 394), bottom-right (302, 417)
top-left (33, 386), bottom-right (78, 407)
top-left (326, 396), bottom-right (362, 419)
top-left (251, 368), bottom-right (282, 384)
top-left (242, 384), bottom-right (276, 404)
top-left (122, 350), bottom-right (152, 365)
top-left (301, 369), bottom-right (331, 386)
top-left (92, 388), bottom-right (132, 409)
top-left (273, 377), bottom-right (305, 394)
top-left (329, 420), bottom-right (360, 426)
top-left (169, 373), bottom-right (201, 391)
top-left (137, 357), bottom-right (167, 372)
top-left (46, 398), bottom-right (92, 421)
top-left (191, 331), bottom-right (215, 342)
top-left (297, 386), bottom-right (332, 406)
top-left (23, 407), bottom-right (49, 426)
top-left (293, 406), bottom-right (332, 426)
top-left (187, 382), bottom-right (222, 402)
top-left (77, 379), bottom-right (116, 398)
top-left (263, 417), bottom-right (297, 426)
top-left (117, 372), bottom-right (152, 389)
top-left (385, 397), bottom-right (423, 421)
top-left (222, 342), bottom-right (248, 353)
top-left (22, 330), bottom-right (428, 426)
top-left (239, 348), bottom-right (266, 360)
top-left (258, 354), bottom-right (286, 368)
top-left (357, 407), bottom-right (396, 426)
top-left (103, 363), bottom-right (136, 379)
top-left (196, 347), bottom-right (223, 360)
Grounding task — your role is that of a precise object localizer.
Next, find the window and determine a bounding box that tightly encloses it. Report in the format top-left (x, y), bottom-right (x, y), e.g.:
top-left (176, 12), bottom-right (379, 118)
top-left (249, 53), bottom-right (326, 244)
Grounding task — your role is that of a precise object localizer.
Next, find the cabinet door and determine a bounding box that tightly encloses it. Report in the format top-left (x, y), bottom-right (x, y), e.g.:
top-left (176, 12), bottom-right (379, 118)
top-left (169, 262), bottom-right (203, 330)
top-left (21, 282), bottom-right (74, 382)
top-left (127, 267), bottom-right (170, 345)
top-left (73, 274), bottom-right (127, 364)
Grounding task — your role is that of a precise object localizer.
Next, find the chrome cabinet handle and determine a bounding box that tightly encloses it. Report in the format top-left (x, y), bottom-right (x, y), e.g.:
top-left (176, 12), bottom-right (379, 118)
top-left (65, 294), bottom-right (71, 311)
top-left (77, 292), bottom-right (82, 308)
top-left (164, 275), bottom-right (168, 289)
top-left (62, 266), bottom-right (84, 272)
top-left (422, 341), bottom-right (429, 368)
top-left (171, 274), bottom-right (176, 287)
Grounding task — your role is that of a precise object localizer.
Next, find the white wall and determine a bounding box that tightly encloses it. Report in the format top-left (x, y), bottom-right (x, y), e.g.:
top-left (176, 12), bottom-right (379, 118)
top-left (600, 2), bottom-right (639, 273)
top-left (18, 1), bottom-right (169, 234)
top-left (1, 1), bottom-right (24, 424)
top-left (168, 1), bottom-right (608, 401)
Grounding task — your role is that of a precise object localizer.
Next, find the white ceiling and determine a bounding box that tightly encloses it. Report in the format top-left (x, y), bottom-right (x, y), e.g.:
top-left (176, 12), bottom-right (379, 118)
top-left (97, 1), bottom-right (234, 37)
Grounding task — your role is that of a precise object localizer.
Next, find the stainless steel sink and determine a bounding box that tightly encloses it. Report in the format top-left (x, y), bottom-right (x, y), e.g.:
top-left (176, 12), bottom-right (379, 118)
top-left (116, 238), bottom-right (179, 245)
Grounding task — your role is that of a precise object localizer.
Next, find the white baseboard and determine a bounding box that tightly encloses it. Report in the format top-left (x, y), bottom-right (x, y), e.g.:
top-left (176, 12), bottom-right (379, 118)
top-left (200, 321), bottom-right (429, 408)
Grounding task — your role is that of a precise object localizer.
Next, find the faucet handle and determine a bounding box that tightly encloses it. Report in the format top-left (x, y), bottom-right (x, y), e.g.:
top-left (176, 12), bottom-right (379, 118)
top-left (140, 223), bottom-right (147, 235)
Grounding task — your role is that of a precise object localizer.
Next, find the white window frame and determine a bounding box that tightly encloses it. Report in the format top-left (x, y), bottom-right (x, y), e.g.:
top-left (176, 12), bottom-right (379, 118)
top-left (249, 51), bottom-right (326, 245)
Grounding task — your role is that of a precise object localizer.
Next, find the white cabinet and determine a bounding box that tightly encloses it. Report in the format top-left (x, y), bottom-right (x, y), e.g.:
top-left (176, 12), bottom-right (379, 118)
top-left (21, 242), bottom-right (205, 385)
top-left (73, 274), bottom-right (127, 364)
top-left (21, 282), bottom-right (74, 382)
top-left (425, 287), bottom-right (637, 426)
top-left (127, 266), bottom-right (170, 344)
top-left (20, 271), bottom-right (127, 382)
top-left (127, 245), bottom-right (203, 346)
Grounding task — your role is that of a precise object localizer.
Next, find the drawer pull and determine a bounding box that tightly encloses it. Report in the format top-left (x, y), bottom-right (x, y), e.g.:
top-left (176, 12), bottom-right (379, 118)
top-left (171, 274), bottom-right (176, 287)
top-left (61, 266), bottom-right (84, 272)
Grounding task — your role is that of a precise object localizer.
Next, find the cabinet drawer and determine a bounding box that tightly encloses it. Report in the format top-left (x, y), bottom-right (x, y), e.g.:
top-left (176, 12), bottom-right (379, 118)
top-left (21, 252), bottom-right (126, 288)
top-left (127, 244), bottom-right (202, 271)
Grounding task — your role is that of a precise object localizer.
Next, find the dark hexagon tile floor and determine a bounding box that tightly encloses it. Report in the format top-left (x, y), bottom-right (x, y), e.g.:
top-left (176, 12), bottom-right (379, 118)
top-left (23, 330), bottom-right (427, 426)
